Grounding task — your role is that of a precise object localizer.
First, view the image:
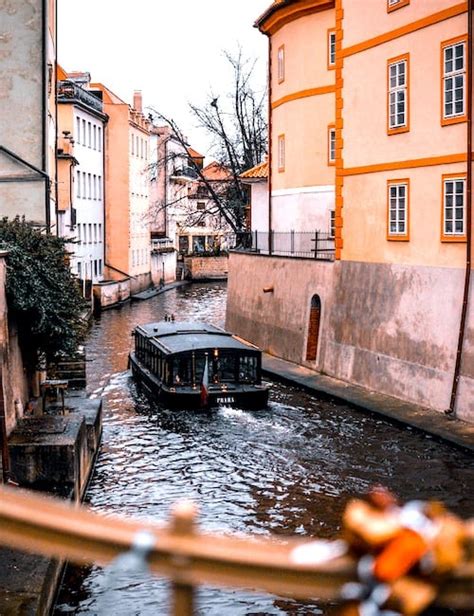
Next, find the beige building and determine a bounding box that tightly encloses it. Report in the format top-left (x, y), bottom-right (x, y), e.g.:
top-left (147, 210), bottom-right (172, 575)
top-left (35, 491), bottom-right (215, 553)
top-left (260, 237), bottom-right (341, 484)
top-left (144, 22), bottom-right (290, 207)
top-left (90, 86), bottom-right (152, 293)
top-left (0, 0), bottom-right (58, 229)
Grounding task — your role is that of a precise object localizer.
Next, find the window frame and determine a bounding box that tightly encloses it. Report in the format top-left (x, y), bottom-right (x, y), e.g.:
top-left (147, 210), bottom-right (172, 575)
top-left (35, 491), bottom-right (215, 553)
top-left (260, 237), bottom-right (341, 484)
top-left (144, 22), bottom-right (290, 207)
top-left (327, 29), bottom-right (336, 70)
top-left (387, 0), bottom-right (409, 13)
top-left (441, 35), bottom-right (468, 126)
top-left (387, 53), bottom-right (410, 135)
top-left (387, 179), bottom-right (409, 241)
top-left (277, 45), bottom-right (285, 84)
top-left (328, 125), bottom-right (336, 166)
top-left (441, 173), bottom-right (467, 242)
top-left (277, 134), bottom-right (285, 172)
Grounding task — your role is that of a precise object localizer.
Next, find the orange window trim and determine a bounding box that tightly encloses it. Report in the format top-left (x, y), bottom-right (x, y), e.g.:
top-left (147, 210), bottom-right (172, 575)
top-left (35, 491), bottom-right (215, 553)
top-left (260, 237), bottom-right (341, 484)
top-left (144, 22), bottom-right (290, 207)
top-left (272, 85), bottom-right (336, 110)
top-left (342, 3), bottom-right (467, 59)
top-left (327, 28), bottom-right (336, 71)
top-left (342, 152), bottom-right (467, 177)
top-left (278, 134), bottom-right (285, 172)
top-left (440, 172), bottom-right (467, 242)
top-left (387, 0), bottom-right (409, 13)
top-left (277, 44), bottom-right (285, 84)
top-left (328, 124), bottom-right (336, 166)
top-left (387, 178), bottom-right (410, 241)
top-left (440, 34), bottom-right (468, 127)
top-left (387, 53), bottom-right (410, 136)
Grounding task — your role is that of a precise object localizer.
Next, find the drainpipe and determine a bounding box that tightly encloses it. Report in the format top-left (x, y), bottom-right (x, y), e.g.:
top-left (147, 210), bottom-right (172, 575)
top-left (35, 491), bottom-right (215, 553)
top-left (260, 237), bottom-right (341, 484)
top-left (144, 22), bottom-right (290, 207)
top-left (54, 0), bottom-right (59, 235)
top-left (447, 1), bottom-right (472, 418)
top-left (42, 0), bottom-right (51, 231)
top-left (266, 34), bottom-right (273, 255)
top-left (0, 354), bottom-right (10, 484)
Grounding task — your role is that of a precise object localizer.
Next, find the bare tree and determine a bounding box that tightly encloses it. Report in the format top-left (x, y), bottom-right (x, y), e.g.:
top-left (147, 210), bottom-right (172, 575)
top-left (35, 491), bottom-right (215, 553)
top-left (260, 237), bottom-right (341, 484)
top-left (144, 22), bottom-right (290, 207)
top-left (148, 48), bottom-right (267, 234)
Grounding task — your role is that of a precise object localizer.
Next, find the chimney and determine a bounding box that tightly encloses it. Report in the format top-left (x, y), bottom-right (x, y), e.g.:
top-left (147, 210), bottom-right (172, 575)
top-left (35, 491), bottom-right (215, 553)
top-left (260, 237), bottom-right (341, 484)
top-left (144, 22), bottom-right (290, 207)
top-left (133, 90), bottom-right (143, 113)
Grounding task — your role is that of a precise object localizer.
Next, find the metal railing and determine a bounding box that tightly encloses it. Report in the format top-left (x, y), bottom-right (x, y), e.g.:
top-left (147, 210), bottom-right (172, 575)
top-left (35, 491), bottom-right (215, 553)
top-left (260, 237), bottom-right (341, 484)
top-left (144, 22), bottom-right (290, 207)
top-left (57, 81), bottom-right (104, 114)
top-left (231, 231), bottom-right (335, 261)
top-left (0, 486), bottom-right (473, 615)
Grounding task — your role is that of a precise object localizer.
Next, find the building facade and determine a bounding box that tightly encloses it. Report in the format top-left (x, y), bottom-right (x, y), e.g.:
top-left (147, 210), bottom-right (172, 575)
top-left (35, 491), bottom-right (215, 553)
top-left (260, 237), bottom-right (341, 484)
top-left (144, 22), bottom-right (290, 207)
top-left (57, 70), bottom-right (107, 285)
top-left (90, 85), bottom-right (152, 293)
top-left (0, 0), bottom-right (57, 229)
top-left (227, 0), bottom-right (473, 422)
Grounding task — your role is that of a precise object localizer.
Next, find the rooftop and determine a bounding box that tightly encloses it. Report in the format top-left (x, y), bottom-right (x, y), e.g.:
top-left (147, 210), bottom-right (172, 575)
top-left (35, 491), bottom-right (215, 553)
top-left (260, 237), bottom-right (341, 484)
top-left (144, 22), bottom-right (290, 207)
top-left (240, 161), bottom-right (269, 180)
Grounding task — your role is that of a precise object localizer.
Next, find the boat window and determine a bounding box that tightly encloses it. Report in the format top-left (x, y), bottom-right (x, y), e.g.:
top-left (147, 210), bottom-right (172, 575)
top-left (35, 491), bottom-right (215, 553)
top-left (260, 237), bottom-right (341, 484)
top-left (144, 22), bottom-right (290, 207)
top-left (171, 356), bottom-right (191, 385)
top-left (213, 354), bottom-right (236, 382)
top-left (239, 356), bottom-right (257, 383)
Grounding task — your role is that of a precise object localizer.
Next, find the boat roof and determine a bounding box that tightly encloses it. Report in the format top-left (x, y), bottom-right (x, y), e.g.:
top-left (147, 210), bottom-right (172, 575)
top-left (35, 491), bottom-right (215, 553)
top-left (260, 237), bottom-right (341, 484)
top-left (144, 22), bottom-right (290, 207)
top-left (135, 321), bottom-right (260, 355)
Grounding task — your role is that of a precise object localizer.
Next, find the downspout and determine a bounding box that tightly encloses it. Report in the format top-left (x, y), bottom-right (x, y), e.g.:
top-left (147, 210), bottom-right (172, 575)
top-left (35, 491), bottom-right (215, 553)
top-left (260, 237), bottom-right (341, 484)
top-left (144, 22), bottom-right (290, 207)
top-left (447, 1), bottom-right (472, 418)
top-left (0, 354), bottom-right (10, 484)
top-left (54, 0), bottom-right (59, 234)
top-left (42, 0), bottom-right (51, 231)
top-left (267, 34), bottom-right (273, 254)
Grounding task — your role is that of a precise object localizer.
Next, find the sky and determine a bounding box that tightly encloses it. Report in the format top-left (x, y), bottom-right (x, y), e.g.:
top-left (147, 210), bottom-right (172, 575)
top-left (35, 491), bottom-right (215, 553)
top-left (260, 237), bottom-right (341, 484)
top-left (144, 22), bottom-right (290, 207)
top-left (58, 0), bottom-right (271, 157)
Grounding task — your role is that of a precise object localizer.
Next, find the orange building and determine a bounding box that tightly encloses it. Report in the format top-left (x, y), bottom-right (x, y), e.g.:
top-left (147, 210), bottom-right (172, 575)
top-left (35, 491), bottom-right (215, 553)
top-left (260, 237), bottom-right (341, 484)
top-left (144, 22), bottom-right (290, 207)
top-left (90, 85), bottom-right (152, 293)
top-left (227, 0), bottom-right (473, 422)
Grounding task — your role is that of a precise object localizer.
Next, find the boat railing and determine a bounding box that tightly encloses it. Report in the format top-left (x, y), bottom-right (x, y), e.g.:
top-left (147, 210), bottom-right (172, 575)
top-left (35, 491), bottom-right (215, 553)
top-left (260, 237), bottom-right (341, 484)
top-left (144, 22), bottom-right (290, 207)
top-left (0, 485), bottom-right (473, 615)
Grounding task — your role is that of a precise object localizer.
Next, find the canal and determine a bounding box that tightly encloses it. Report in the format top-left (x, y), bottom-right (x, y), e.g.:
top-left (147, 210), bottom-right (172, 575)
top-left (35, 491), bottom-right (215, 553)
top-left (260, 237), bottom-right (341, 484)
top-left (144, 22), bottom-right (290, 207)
top-left (54, 282), bottom-right (474, 615)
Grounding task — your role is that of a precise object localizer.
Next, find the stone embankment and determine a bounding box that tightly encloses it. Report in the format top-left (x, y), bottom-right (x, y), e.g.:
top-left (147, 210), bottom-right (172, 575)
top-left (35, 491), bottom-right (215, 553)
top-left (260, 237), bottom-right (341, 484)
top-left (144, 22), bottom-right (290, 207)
top-left (0, 392), bottom-right (103, 615)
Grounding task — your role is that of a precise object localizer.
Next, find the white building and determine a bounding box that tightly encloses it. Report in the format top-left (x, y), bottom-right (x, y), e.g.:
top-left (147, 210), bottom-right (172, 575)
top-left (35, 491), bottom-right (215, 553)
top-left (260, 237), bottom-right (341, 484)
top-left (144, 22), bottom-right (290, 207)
top-left (57, 71), bottom-right (107, 284)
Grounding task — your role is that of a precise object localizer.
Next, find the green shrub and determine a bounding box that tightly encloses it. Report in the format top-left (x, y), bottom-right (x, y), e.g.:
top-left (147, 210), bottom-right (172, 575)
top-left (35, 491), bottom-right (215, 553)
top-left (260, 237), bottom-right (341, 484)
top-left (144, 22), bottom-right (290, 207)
top-left (0, 217), bottom-right (88, 367)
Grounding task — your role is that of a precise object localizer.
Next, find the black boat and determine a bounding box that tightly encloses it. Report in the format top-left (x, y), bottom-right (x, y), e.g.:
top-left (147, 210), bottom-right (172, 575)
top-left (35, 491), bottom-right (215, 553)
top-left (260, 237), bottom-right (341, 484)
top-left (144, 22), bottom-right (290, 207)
top-left (129, 321), bottom-right (269, 409)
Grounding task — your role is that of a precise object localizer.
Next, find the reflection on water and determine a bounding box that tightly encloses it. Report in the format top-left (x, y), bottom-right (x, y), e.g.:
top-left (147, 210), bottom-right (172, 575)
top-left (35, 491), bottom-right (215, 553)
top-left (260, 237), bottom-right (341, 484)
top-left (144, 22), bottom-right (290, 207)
top-left (54, 282), bottom-right (474, 615)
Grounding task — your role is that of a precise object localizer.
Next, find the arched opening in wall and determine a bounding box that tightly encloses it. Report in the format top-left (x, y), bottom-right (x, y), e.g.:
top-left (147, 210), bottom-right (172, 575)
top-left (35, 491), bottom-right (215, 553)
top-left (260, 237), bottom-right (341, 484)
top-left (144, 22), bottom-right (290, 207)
top-left (305, 295), bottom-right (321, 362)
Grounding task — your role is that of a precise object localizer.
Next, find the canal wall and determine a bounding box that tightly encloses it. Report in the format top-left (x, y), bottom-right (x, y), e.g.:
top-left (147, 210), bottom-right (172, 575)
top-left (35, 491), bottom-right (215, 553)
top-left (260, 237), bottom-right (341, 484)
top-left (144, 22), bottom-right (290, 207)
top-left (184, 255), bottom-right (228, 280)
top-left (0, 252), bottom-right (30, 437)
top-left (226, 251), bottom-right (474, 423)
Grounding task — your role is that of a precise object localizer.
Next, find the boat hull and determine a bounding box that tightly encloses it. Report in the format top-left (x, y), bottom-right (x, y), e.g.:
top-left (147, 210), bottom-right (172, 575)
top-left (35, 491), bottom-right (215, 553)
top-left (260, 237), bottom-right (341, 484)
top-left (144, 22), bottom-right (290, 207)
top-left (129, 353), bottom-right (269, 410)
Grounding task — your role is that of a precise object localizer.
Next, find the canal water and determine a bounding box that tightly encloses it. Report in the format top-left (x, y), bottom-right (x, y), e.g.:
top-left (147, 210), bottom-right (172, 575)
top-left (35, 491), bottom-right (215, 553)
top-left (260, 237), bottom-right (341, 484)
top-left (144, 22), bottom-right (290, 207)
top-left (54, 282), bottom-right (474, 615)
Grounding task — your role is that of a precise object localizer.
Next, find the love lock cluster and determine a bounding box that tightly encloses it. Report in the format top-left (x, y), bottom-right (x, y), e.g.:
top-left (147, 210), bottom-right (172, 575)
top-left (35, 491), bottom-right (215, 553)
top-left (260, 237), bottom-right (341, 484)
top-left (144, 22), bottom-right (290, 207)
top-left (339, 487), bottom-right (472, 616)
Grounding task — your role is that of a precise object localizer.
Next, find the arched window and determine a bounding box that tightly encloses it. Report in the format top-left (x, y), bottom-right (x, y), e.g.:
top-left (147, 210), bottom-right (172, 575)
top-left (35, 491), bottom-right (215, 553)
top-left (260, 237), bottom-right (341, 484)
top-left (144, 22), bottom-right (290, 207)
top-left (305, 295), bottom-right (321, 361)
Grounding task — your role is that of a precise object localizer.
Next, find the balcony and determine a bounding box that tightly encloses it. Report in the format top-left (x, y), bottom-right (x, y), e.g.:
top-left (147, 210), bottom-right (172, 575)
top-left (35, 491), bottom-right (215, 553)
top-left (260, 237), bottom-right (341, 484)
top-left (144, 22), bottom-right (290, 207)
top-left (170, 166), bottom-right (198, 183)
top-left (151, 237), bottom-right (175, 254)
top-left (231, 231), bottom-right (335, 261)
top-left (57, 81), bottom-right (104, 114)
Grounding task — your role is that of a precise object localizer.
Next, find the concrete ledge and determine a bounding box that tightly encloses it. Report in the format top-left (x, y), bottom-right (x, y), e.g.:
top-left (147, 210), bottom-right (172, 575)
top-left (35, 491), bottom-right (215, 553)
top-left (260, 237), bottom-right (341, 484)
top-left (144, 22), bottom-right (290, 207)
top-left (263, 353), bottom-right (474, 453)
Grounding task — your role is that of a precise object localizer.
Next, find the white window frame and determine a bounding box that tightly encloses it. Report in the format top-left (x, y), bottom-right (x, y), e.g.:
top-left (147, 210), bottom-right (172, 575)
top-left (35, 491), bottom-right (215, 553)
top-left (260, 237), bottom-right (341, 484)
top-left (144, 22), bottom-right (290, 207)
top-left (443, 41), bottom-right (466, 120)
top-left (328, 127), bottom-right (336, 164)
top-left (443, 177), bottom-right (465, 236)
top-left (388, 58), bottom-right (407, 130)
top-left (328, 31), bottom-right (336, 67)
top-left (277, 46), bottom-right (285, 83)
top-left (278, 135), bottom-right (285, 171)
top-left (388, 182), bottom-right (408, 236)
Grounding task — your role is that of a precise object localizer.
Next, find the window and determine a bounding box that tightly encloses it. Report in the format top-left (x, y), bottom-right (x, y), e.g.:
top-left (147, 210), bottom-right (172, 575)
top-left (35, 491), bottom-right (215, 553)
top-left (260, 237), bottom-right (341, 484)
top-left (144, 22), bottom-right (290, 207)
top-left (87, 173), bottom-right (91, 198)
top-left (442, 175), bottom-right (466, 240)
top-left (76, 117), bottom-right (81, 144)
top-left (442, 37), bottom-right (467, 125)
top-left (88, 122), bottom-right (91, 147)
top-left (94, 260), bottom-right (98, 277)
top-left (93, 125), bottom-right (97, 149)
top-left (98, 127), bottom-right (102, 151)
top-left (131, 134), bottom-right (134, 155)
top-left (328, 30), bottom-right (336, 69)
top-left (77, 262), bottom-right (82, 278)
top-left (197, 201), bottom-right (206, 210)
top-left (76, 170), bottom-right (81, 198)
top-left (328, 125), bottom-right (336, 165)
top-left (277, 45), bottom-right (285, 83)
top-left (93, 223), bottom-right (97, 242)
top-left (330, 211), bottom-right (335, 238)
top-left (82, 172), bottom-right (87, 197)
top-left (98, 223), bottom-right (102, 242)
top-left (82, 119), bottom-right (86, 145)
top-left (278, 134), bottom-right (285, 172)
top-left (388, 54), bottom-right (409, 134)
top-left (99, 259), bottom-right (103, 275)
top-left (77, 224), bottom-right (82, 243)
top-left (92, 175), bottom-right (96, 199)
top-left (88, 223), bottom-right (92, 243)
top-left (387, 180), bottom-right (409, 240)
top-left (387, 0), bottom-right (409, 11)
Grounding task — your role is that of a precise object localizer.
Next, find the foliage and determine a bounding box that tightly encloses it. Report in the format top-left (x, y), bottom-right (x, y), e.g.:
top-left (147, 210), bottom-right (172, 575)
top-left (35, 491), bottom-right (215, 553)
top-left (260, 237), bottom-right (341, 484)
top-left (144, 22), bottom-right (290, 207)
top-left (0, 217), bottom-right (88, 367)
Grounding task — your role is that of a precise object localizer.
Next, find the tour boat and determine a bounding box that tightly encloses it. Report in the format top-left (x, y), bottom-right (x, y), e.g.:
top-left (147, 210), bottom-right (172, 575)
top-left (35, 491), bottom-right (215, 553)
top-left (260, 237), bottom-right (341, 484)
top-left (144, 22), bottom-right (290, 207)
top-left (129, 321), bottom-right (269, 409)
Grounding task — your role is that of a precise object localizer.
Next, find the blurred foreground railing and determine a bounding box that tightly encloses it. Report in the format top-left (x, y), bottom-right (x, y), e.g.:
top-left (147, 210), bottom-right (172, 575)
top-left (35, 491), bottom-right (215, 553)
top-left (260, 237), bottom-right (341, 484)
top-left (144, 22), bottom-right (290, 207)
top-left (230, 231), bottom-right (335, 261)
top-left (0, 485), bottom-right (473, 615)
